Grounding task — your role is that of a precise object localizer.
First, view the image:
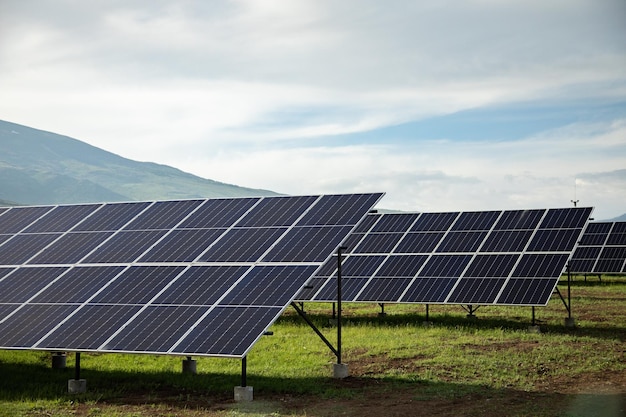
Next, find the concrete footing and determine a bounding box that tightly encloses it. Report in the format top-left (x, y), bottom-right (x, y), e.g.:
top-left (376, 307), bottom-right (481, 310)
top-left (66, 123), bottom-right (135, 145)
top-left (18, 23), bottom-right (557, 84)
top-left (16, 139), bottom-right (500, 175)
top-left (68, 379), bottom-right (86, 394)
top-left (564, 317), bottom-right (576, 328)
top-left (234, 386), bottom-right (254, 402)
top-left (182, 358), bottom-right (197, 374)
top-left (52, 353), bottom-right (67, 369)
top-left (422, 321), bottom-right (434, 327)
top-left (328, 318), bottom-right (338, 326)
top-left (333, 363), bottom-right (349, 379)
top-left (528, 325), bottom-right (541, 334)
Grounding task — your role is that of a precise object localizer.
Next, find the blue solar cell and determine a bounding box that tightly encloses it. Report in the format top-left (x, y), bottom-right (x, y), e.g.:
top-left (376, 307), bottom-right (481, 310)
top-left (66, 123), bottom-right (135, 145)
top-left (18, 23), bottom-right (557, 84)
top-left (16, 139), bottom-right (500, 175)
top-left (452, 211), bottom-right (500, 231)
top-left (37, 305), bottom-right (143, 350)
top-left (0, 267), bottom-right (15, 280)
top-left (139, 229), bottom-right (225, 262)
top-left (585, 222), bottom-right (612, 234)
top-left (493, 209), bottom-right (544, 230)
top-left (153, 266), bottom-right (249, 305)
top-left (580, 233), bottom-right (609, 246)
top-left (298, 193), bottom-right (383, 226)
top-left (569, 259), bottom-right (597, 273)
top-left (179, 198), bottom-right (259, 228)
top-left (124, 200), bottom-right (204, 230)
top-left (0, 235), bottom-right (11, 246)
top-left (24, 204), bottom-right (101, 233)
top-left (572, 246), bottom-right (602, 260)
top-left (447, 278), bottom-right (507, 304)
top-left (512, 254), bottom-right (569, 277)
top-left (172, 306), bottom-right (281, 356)
top-left (593, 259), bottom-right (624, 273)
top-left (31, 266), bottom-right (125, 303)
top-left (81, 230), bottom-right (167, 263)
top-left (607, 232), bottom-right (626, 246)
top-left (312, 256), bottom-right (339, 278)
top-left (435, 231), bottom-right (487, 252)
top-left (342, 233), bottom-right (366, 253)
top-left (418, 255), bottom-right (473, 277)
top-left (410, 212), bottom-right (458, 231)
top-left (599, 247), bottom-right (626, 260)
top-left (199, 227), bottom-right (288, 262)
top-left (527, 229), bottom-right (580, 252)
top-left (0, 304), bottom-right (19, 321)
top-left (394, 232), bottom-right (445, 253)
top-left (339, 255), bottom-right (387, 277)
top-left (103, 305), bottom-right (210, 353)
top-left (611, 223), bottom-right (626, 233)
top-left (0, 305), bottom-right (78, 347)
top-left (401, 278), bottom-right (457, 303)
top-left (497, 278), bottom-right (555, 305)
top-left (0, 206), bottom-right (53, 234)
top-left (220, 266), bottom-right (318, 306)
top-left (354, 213), bottom-right (381, 233)
top-left (353, 233), bottom-right (404, 253)
top-left (357, 278), bottom-right (413, 302)
top-left (374, 255), bottom-right (428, 277)
top-left (28, 232), bottom-right (114, 264)
top-left (0, 233), bottom-right (61, 265)
top-left (0, 267), bottom-right (68, 302)
top-left (312, 277), bottom-right (370, 301)
top-left (236, 195), bottom-right (317, 227)
top-left (73, 202), bottom-right (151, 231)
top-left (464, 254), bottom-right (519, 277)
top-left (540, 207), bottom-right (592, 228)
top-left (90, 266), bottom-right (186, 304)
top-left (480, 230), bottom-right (534, 252)
top-left (262, 225), bottom-right (354, 262)
top-left (371, 213), bottom-right (419, 232)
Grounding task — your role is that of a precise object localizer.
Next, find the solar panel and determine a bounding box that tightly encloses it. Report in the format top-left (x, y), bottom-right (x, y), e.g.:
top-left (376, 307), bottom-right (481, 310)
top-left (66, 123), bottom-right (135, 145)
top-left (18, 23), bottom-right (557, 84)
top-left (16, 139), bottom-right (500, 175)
top-left (0, 193), bottom-right (383, 358)
top-left (570, 222), bottom-right (626, 274)
top-left (299, 207), bottom-right (592, 306)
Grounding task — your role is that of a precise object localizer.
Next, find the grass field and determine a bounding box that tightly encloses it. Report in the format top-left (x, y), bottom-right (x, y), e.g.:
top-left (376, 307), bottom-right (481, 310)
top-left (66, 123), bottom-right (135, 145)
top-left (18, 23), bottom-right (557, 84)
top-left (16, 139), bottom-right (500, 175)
top-left (0, 275), bottom-right (624, 416)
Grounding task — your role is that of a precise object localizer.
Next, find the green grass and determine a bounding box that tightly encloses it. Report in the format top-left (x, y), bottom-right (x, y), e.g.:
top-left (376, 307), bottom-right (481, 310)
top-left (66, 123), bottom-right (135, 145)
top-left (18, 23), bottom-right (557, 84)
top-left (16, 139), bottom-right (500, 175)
top-left (0, 275), bottom-right (624, 416)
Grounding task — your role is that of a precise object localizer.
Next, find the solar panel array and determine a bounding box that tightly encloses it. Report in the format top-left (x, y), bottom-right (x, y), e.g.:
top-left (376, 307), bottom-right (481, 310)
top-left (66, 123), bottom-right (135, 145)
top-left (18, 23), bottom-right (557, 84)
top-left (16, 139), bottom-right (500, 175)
top-left (298, 207), bottom-right (593, 306)
top-left (570, 222), bottom-right (626, 274)
top-left (0, 193), bottom-right (382, 358)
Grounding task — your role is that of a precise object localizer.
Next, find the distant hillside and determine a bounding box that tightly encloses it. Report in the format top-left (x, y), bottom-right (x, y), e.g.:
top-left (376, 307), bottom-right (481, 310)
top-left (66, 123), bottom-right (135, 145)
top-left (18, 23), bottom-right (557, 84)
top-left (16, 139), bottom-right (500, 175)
top-left (607, 213), bottom-right (626, 222)
top-left (0, 120), bottom-right (277, 205)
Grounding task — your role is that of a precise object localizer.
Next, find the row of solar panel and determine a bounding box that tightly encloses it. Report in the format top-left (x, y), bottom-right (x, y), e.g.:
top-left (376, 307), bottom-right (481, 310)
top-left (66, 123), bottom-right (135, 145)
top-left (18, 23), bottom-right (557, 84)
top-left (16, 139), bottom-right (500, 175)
top-left (298, 207), bottom-right (593, 306)
top-left (0, 264), bottom-right (317, 356)
top-left (570, 222), bottom-right (626, 274)
top-left (0, 193), bottom-right (384, 358)
top-left (0, 195), bottom-right (378, 265)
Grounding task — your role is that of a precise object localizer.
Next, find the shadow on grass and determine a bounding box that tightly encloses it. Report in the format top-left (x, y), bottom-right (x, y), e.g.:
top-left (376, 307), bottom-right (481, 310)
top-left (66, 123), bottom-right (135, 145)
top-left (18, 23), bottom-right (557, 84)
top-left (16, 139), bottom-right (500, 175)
top-left (277, 309), bottom-right (626, 342)
top-left (0, 359), bottom-right (624, 417)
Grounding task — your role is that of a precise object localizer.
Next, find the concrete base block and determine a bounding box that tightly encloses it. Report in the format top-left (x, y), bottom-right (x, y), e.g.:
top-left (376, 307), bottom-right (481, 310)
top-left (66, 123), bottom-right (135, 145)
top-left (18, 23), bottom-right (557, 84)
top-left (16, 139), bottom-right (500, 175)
top-left (328, 318), bottom-right (338, 326)
top-left (52, 353), bottom-right (67, 369)
top-left (565, 317), bottom-right (576, 328)
top-left (378, 312), bottom-right (387, 318)
top-left (333, 363), bottom-right (349, 379)
top-left (68, 379), bottom-right (86, 394)
top-left (422, 321), bottom-right (434, 327)
top-left (234, 386), bottom-right (253, 402)
top-left (528, 325), bottom-right (541, 334)
top-left (182, 359), bottom-right (197, 374)
top-left (466, 314), bottom-right (478, 321)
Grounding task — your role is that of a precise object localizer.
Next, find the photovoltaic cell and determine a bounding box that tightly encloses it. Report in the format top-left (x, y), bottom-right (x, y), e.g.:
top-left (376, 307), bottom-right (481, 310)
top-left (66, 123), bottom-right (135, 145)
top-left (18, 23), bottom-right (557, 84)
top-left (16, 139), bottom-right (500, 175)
top-left (569, 222), bottom-right (626, 274)
top-left (0, 193), bottom-right (383, 358)
top-left (300, 206), bottom-right (592, 306)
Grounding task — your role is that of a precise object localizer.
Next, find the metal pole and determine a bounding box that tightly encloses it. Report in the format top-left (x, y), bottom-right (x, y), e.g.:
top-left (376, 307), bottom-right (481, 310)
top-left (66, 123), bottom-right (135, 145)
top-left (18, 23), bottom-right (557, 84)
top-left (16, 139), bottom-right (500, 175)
top-left (241, 356), bottom-right (247, 387)
top-left (532, 306), bottom-right (536, 326)
top-left (426, 304), bottom-right (430, 321)
top-left (75, 352), bottom-right (81, 380)
top-left (567, 263), bottom-right (572, 319)
top-left (337, 246), bottom-right (347, 365)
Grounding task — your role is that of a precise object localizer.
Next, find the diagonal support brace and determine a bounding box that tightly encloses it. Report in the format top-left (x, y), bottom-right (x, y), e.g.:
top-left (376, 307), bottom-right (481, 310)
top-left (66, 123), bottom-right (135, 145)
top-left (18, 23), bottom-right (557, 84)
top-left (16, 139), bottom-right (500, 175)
top-left (291, 302), bottom-right (338, 359)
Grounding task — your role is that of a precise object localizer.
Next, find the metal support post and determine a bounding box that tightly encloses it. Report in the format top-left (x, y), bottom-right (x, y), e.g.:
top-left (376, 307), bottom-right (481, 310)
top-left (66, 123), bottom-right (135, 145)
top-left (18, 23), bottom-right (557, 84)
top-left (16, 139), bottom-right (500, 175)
top-left (332, 302), bottom-right (336, 319)
top-left (532, 306), bottom-right (536, 326)
top-left (241, 356), bottom-right (247, 387)
top-left (378, 303), bottom-right (386, 316)
top-left (75, 352), bottom-right (81, 380)
top-left (337, 246), bottom-right (346, 365)
top-left (426, 304), bottom-right (430, 321)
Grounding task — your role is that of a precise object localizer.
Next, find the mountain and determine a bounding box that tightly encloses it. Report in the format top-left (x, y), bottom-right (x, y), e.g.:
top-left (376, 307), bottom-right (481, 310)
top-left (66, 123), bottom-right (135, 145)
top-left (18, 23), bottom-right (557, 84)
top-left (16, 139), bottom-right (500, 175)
top-left (0, 120), bottom-right (277, 205)
top-left (607, 213), bottom-right (626, 222)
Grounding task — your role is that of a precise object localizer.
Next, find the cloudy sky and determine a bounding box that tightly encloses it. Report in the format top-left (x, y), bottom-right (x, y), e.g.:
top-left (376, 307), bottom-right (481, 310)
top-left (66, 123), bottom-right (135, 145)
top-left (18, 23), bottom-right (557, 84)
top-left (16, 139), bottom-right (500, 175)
top-left (1, 1), bottom-right (625, 219)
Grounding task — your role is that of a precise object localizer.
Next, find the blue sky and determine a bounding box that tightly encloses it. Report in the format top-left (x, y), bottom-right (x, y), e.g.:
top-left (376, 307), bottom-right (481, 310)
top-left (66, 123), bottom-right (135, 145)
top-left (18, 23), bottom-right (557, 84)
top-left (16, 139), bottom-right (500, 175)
top-left (1, 0), bottom-right (625, 218)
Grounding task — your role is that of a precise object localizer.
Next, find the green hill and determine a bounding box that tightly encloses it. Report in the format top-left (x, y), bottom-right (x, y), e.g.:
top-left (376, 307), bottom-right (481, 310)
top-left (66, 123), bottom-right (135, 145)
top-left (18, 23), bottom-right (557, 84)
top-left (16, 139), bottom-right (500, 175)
top-left (0, 120), bottom-right (277, 205)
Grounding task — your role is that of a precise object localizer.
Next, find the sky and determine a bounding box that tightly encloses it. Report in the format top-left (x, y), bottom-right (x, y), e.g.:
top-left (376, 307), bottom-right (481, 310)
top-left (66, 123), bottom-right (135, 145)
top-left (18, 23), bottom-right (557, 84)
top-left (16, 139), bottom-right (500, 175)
top-left (1, 1), bottom-right (625, 219)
